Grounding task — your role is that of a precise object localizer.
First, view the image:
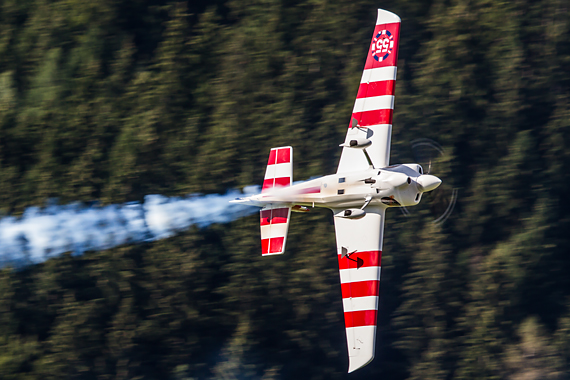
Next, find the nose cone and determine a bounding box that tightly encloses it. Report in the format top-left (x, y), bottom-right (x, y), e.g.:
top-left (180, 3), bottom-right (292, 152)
top-left (417, 174), bottom-right (442, 192)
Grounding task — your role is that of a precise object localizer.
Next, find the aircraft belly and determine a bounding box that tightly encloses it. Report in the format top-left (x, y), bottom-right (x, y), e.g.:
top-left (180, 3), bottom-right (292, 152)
top-left (319, 195), bottom-right (381, 209)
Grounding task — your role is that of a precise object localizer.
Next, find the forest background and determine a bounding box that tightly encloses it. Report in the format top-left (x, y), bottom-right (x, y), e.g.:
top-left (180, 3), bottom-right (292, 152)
top-left (1, 0), bottom-right (570, 379)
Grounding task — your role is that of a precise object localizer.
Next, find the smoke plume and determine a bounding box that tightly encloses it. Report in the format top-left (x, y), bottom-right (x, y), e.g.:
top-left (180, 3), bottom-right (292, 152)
top-left (0, 186), bottom-right (259, 268)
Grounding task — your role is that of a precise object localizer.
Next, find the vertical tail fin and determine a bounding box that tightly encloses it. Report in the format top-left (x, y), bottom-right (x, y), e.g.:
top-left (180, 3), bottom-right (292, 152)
top-left (260, 146), bottom-right (293, 255)
top-left (262, 146), bottom-right (292, 192)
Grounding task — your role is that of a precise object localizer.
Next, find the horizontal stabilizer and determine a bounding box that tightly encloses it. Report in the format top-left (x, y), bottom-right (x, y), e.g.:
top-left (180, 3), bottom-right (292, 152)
top-left (260, 205), bottom-right (291, 255)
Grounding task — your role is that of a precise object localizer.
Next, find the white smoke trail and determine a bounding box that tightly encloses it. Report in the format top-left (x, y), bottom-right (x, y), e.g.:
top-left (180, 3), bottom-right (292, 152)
top-left (0, 186), bottom-right (260, 268)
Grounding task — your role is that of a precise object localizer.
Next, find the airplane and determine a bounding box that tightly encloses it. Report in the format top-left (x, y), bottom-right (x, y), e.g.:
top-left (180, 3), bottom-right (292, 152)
top-left (230, 9), bottom-right (442, 373)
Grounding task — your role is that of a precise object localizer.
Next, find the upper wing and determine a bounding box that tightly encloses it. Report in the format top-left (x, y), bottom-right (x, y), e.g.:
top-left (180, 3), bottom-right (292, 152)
top-left (337, 9), bottom-right (401, 173)
top-left (333, 206), bottom-right (385, 372)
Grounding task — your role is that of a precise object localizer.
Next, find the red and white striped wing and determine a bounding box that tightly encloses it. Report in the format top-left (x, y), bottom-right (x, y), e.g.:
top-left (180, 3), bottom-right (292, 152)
top-left (337, 9), bottom-right (401, 173)
top-left (333, 206), bottom-right (385, 372)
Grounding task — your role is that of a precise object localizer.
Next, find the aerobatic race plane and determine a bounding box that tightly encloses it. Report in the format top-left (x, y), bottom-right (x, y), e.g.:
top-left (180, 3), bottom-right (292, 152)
top-left (231, 9), bottom-right (442, 373)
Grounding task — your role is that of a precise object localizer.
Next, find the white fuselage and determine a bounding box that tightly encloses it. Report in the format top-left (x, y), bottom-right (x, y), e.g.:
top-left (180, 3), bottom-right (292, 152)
top-left (234, 164), bottom-right (441, 210)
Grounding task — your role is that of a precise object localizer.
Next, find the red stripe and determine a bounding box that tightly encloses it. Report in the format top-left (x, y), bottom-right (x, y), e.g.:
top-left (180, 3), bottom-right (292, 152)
top-left (337, 250), bottom-right (381, 270)
top-left (261, 237), bottom-right (285, 255)
top-left (352, 109), bottom-right (393, 127)
top-left (261, 238), bottom-right (269, 254)
top-left (267, 149), bottom-right (276, 165)
top-left (262, 179), bottom-right (274, 192)
top-left (274, 177), bottom-right (290, 187)
top-left (262, 177), bottom-right (290, 192)
top-left (341, 280), bottom-right (379, 299)
top-left (269, 236), bottom-right (284, 253)
top-left (260, 209), bottom-right (272, 226)
top-left (276, 148), bottom-right (290, 164)
top-left (364, 23), bottom-right (400, 70)
top-left (298, 186), bottom-right (321, 194)
top-left (270, 208), bottom-right (289, 224)
top-left (344, 310), bottom-right (377, 328)
top-left (356, 80), bottom-right (395, 98)
top-left (260, 208), bottom-right (289, 226)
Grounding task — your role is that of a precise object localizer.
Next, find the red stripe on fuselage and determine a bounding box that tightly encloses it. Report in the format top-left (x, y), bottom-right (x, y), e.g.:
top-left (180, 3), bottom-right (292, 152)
top-left (298, 186), bottom-right (321, 194)
top-left (344, 310), bottom-right (378, 328)
top-left (341, 280), bottom-right (380, 299)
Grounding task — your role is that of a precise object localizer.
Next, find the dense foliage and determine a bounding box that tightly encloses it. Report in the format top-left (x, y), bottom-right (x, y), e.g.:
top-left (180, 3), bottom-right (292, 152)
top-left (1, 0), bottom-right (570, 378)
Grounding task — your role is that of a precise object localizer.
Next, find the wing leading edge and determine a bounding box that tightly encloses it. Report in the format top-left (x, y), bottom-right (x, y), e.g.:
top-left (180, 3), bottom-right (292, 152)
top-left (337, 9), bottom-right (401, 173)
top-left (333, 206), bottom-right (385, 373)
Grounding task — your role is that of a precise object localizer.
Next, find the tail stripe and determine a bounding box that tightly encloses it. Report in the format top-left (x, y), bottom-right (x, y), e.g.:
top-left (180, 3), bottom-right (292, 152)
top-left (267, 147), bottom-right (291, 166)
top-left (260, 207), bottom-right (289, 225)
top-left (261, 237), bottom-right (285, 255)
top-left (276, 148), bottom-right (290, 164)
top-left (267, 149), bottom-right (277, 165)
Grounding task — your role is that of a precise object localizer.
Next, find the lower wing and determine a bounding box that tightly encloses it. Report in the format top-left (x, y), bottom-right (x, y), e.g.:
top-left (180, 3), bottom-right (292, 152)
top-left (332, 206), bottom-right (385, 372)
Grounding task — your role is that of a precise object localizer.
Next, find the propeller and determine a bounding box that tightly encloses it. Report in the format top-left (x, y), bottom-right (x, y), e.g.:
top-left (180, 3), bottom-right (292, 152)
top-left (403, 138), bottom-right (458, 225)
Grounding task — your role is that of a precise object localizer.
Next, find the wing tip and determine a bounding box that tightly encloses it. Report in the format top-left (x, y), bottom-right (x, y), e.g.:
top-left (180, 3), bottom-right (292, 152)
top-left (376, 9), bottom-right (401, 24)
top-left (347, 353), bottom-right (375, 373)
